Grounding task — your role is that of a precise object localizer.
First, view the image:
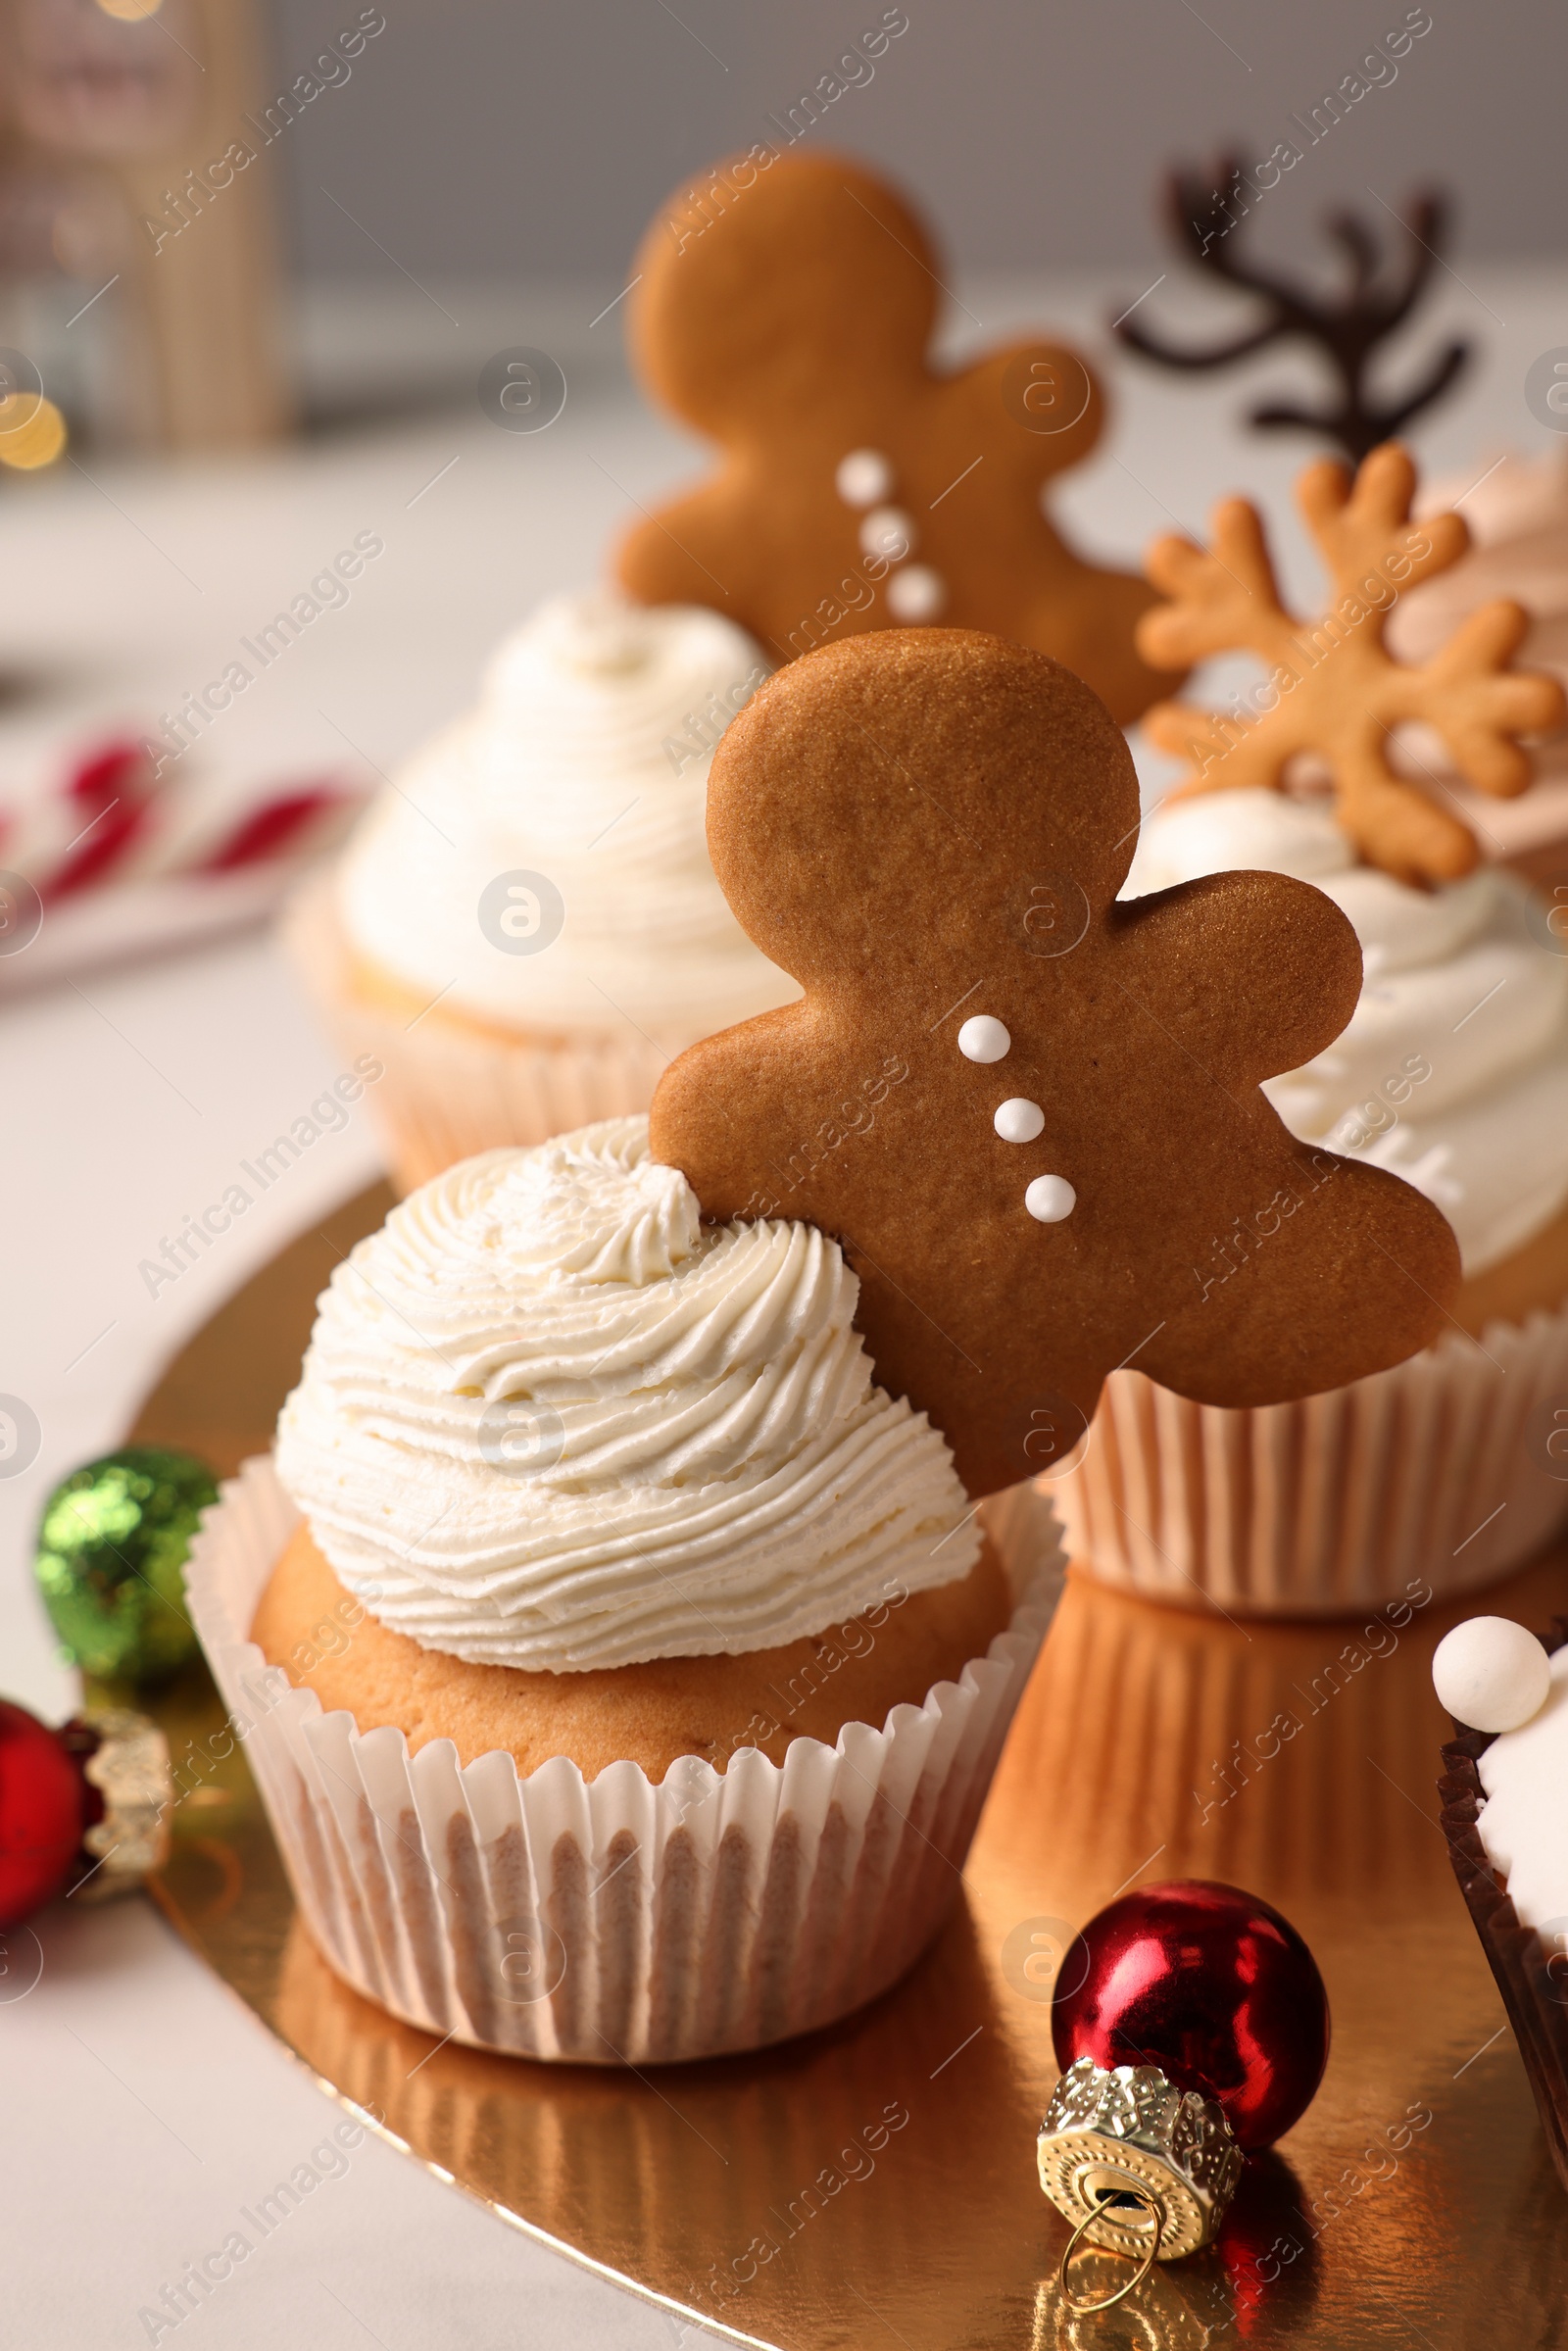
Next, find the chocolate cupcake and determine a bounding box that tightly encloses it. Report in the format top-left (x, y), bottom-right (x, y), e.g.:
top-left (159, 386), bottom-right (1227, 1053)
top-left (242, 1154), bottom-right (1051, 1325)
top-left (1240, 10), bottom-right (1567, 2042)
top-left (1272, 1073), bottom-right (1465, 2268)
top-left (1437, 1612), bottom-right (1568, 2195)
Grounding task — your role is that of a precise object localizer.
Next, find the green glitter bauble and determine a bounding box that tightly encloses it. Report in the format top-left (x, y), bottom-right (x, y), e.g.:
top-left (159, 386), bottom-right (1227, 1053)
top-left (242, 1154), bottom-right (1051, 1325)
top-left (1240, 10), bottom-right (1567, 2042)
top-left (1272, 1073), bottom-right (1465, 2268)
top-left (33, 1446), bottom-right (218, 1683)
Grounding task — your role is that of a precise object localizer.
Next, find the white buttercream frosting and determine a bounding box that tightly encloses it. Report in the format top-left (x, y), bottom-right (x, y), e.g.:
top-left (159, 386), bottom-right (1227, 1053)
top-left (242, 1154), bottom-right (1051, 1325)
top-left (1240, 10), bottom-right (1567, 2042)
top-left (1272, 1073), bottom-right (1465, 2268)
top-left (1122, 788), bottom-right (1568, 1275)
top-left (273, 1118), bottom-right (979, 1673)
top-left (336, 595), bottom-right (799, 1036)
top-left (1476, 1643), bottom-right (1568, 1935)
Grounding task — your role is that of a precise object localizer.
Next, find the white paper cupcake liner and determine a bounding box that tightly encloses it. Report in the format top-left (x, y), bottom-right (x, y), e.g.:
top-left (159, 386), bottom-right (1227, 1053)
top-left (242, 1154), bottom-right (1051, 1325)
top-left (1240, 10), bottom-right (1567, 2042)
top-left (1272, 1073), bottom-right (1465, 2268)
top-left (282, 874), bottom-right (684, 1192)
top-left (184, 1460), bottom-right (1063, 2064)
top-left (1055, 1300), bottom-right (1568, 1617)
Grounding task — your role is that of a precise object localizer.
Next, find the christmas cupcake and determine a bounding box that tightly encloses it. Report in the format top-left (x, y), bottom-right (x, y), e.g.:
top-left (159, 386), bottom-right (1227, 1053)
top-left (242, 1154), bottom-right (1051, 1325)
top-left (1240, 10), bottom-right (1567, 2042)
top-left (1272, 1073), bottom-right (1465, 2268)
top-left (1437, 1613), bottom-right (1568, 2196)
top-left (1057, 445), bottom-right (1568, 1614)
top-left (286, 595), bottom-right (797, 1190)
top-left (206, 625), bottom-right (1458, 2062)
top-left (184, 1117), bottom-right (1062, 2062)
top-left (1059, 784), bottom-right (1568, 1612)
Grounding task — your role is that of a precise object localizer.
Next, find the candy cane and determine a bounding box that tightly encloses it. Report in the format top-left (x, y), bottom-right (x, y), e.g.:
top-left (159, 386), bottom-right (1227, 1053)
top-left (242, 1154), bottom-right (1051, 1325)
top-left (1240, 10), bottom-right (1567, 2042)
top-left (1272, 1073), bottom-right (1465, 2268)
top-left (9, 739), bottom-right (361, 906)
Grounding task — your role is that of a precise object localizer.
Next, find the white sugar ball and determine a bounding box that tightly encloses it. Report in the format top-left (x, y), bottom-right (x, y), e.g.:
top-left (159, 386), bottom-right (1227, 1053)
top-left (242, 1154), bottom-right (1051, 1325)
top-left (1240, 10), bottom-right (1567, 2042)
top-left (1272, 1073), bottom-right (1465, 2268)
top-left (1432, 1617), bottom-right (1550, 1733)
top-left (836, 448), bottom-right (893, 507)
top-left (995, 1097), bottom-right (1045, 1144)
top-left (886, 563), bottom-right (946, 621)
top-left (957, 1015), bottom-right (1010, 1063)
top-left (860, 507), bottom-right (915, 563)
top-left (1025, 1174), bottom-right (1076, 1224)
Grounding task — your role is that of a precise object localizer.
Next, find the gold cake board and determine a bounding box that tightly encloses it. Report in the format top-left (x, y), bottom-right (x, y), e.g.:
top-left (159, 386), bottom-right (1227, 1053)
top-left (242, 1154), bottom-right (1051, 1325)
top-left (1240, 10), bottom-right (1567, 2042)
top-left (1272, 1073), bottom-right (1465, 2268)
top-left (128, 1185), bottom-right (1568, 2349)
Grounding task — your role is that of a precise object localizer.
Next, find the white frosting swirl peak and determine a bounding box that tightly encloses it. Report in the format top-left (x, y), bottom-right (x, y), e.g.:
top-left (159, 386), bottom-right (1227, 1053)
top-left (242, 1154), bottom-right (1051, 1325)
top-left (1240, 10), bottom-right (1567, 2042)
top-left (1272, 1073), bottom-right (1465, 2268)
top-left (1123, 789), bottom-right (1568, 1275)
top-left (336, 595), bottom-right (798, 1037)
top-left (273, 1119), bottom-right (979, 1672)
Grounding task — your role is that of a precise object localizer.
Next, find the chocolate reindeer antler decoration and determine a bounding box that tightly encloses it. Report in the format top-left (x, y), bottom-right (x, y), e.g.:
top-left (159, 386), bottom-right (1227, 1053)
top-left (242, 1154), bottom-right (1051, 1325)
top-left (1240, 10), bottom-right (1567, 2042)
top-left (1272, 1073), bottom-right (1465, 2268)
top-left (1114, 164), bottom-right (1469, 465)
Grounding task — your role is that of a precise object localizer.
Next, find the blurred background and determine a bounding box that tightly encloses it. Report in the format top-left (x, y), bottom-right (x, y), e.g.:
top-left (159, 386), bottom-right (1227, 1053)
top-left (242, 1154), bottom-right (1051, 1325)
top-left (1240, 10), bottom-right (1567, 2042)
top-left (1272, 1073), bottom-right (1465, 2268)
top-left (5, 0), bottom-right (1562, 438)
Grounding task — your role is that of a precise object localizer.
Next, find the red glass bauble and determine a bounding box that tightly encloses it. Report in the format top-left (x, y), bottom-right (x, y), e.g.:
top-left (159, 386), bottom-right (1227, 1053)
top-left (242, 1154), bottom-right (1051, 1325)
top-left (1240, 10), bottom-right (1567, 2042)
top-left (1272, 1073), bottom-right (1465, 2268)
top-left (1051, 1878), bottom-right (1330, 2150)
top-left (0, 1698), bottom-right (86, 1928)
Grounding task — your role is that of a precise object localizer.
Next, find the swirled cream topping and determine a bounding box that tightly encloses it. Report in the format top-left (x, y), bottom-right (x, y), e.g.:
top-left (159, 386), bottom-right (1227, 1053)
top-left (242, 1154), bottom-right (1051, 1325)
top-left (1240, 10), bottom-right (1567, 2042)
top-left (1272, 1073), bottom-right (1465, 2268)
top-left (1122, 789), bottom-right (1568, 1276)
top-left (273, 1118), bottom-right (979, 1672)
top-left (336, 596), bottom-right (798, 1037)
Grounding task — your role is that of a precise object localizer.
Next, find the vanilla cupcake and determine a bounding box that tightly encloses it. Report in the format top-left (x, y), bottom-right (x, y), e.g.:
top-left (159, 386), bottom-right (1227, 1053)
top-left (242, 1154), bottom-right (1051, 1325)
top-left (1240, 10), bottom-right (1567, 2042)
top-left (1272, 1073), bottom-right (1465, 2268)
top-left (183, 1118), bottom-right (1060, 2062)
top-left (1056, 787), bottom-right (1568, 1613)
top-left (286, 597), bottom-right (798, 1189)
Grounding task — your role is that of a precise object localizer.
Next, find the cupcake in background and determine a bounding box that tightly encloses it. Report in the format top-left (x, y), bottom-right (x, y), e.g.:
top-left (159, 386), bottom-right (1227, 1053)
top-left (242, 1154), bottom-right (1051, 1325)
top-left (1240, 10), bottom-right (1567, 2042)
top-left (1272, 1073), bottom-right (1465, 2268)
top-left (1390, 448), bottom-right (1568, 840)
top-left (1056, 784), bottom-right (1568, 1614)
top-left (184, 1118), bottom-right (1061, 2064)
top-left (286, 596), bottom-right (798, 1190)
top-left (1437, 1613), bottom-right (1568, 2199)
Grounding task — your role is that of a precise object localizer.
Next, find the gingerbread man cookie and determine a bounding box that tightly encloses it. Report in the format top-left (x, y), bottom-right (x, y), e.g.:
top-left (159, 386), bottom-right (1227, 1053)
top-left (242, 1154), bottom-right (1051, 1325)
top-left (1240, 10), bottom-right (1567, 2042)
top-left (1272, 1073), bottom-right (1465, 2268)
top-left (616, 148), bottom-right (1181, 726)
top-left (1138, 442), bottom-right (1567, 887)
top-left (649, 629), bottom-right (1459, 1499)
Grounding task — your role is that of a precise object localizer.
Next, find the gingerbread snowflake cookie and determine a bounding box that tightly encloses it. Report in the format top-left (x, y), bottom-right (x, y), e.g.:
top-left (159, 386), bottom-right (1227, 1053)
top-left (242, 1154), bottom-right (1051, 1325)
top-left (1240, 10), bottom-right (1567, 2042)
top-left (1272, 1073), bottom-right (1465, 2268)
top-left (1137, 442), bottom-right (1566, 887)
top-left (649, 629), bottom-right (1459, 1499)
top-left (616, 148), bottom-right (1181, 726)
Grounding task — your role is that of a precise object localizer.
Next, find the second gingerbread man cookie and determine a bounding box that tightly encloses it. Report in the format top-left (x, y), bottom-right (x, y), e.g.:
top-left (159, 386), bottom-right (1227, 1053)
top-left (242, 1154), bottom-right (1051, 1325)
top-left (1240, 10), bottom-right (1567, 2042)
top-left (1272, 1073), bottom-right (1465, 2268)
top-left (650, 629), bottom-right (1459, 1499)
top-left (617, 148), bottom-right (1181, 725)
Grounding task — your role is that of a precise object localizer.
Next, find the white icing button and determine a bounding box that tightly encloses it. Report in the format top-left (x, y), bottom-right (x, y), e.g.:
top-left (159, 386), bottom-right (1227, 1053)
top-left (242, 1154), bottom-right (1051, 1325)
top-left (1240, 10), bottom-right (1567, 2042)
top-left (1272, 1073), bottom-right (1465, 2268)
top-left (836, 448), bottom-right (893, 508)
top-left (1024, 1174), bottom-right (1076, 1224)
top-left (1433, 1616), bottom-right (1551, 1733)
top-left (995, 1097), bottom-right (1045, 1144)
top-left (957, 1015), bottom-right (1010, 1063)
top-left (886, 563), bottom-right (946, 621)
top-left (860, 507), bottom-right (914, 563)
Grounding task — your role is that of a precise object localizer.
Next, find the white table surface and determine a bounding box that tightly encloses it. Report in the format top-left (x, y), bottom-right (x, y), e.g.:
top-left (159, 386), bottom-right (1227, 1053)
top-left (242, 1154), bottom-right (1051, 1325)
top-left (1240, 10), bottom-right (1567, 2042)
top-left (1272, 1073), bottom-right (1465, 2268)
top-left (3, 262), bottom-right (1564, 2347)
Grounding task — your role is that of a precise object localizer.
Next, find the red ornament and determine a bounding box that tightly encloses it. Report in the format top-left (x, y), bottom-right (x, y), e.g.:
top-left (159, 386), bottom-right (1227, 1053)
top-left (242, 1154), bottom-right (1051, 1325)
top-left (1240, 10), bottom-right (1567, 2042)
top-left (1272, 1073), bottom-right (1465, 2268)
top-left (1051, 1878), bottom-right (1329, 2150)
top-left (0, 1699), bottom-right (90, 1928)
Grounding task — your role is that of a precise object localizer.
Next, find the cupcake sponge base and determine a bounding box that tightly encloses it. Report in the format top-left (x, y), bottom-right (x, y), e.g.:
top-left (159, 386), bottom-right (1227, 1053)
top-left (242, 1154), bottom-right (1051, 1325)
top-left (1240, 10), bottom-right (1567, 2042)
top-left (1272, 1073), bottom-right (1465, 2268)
top-left (251, 1520), bottom-right (1013, 1784)
top-left (284, 874), bottom-right (680, 1193)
